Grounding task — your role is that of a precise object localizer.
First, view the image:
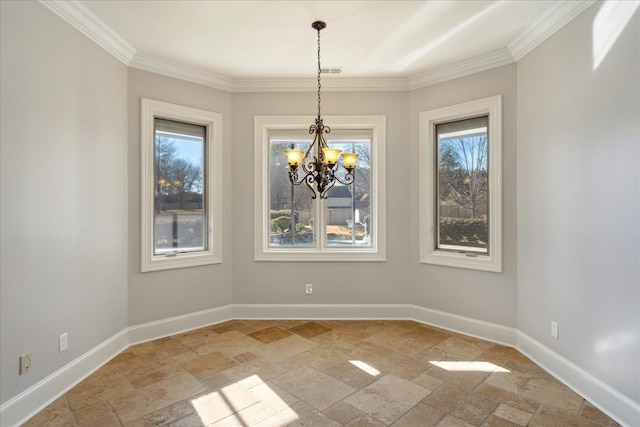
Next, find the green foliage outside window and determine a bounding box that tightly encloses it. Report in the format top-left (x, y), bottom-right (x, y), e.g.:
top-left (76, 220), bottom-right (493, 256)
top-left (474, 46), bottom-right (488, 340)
top-left (439, 217), bottom-right (487, 249)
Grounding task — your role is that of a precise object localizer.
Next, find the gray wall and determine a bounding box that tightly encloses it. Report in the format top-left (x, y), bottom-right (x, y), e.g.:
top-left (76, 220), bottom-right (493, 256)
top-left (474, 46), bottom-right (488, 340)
top-left (127, 69), bottom-right (233, 326)
top-left (0, 1), bottom-right (128, 404)
top-left (230, 67), bottom-right (518, 323)
top-left (517, 4), bottom-right (639, 402)
top-left (231, 92), bottom-right (412, 304)
top-left (408, 65), bottom-right (519, 327)
top-left (3, 0), bottom-right (638, 417)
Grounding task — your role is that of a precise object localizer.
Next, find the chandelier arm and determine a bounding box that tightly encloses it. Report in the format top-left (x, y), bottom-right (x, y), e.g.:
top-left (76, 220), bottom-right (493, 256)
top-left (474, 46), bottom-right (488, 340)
top-left (303, 129), bottom-right (321, 168)
top-left (334, 171), bottom-right (355, 186)
top-left (288, 169), bottom-right (305, 186)
top-left (317, 123), bottom-right (330, 151)
top-left (304, 173), bottom-right (318, 199)
top-left (299, 157), bottom-right (310, 175)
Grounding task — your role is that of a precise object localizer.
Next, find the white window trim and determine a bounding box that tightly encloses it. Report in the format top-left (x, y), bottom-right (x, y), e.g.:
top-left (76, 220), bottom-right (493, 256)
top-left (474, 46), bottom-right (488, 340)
top-left (419, 95), bottom-right (502, 272)
top-left (141, 98), bottom-right (223, 272)
top-left (254, 115), bottom-right (386, 262)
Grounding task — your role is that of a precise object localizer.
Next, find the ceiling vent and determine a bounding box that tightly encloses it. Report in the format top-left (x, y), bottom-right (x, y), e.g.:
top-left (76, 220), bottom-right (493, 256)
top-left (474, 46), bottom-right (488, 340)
top-left (321, 67), bottom-right (343, 74)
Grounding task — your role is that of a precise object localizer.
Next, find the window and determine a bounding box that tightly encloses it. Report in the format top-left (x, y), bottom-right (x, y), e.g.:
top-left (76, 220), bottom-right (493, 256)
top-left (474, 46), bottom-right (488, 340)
top-left (141, 99), bottom-right (222, 271)
top-left (254, 115), bottom-right (386, 261)
top-left (419, 95), bottom-right (502, 272)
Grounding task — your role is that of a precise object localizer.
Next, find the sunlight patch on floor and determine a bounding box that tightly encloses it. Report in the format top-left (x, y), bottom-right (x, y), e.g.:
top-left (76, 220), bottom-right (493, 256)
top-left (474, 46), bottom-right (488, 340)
top-left (191, 375), bottom-right (299, 426)
top-left (429, 361), bottom-right (510, 373)
top-left (349, 360), bottom-right (381, 376)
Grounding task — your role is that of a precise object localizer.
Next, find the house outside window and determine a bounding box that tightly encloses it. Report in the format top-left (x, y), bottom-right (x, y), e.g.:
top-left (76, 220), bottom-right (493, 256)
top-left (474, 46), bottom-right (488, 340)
top-left (420, 95), bottom-right (502, 272)
top-left (254, 115), bottom-right (386, 261)
top-left (141, 99), bottom-right (223, 272)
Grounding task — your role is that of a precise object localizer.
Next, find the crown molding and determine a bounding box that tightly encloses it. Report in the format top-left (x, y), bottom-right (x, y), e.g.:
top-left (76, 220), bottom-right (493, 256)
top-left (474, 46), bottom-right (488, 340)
top-left (408, 48), bottom-right (515, 91)
top-left (38, 0), bottom-right (595, 92)
top-left (508, 0), bottom-right (596, 61)
top-left (38, 0), bottom-right (135, 65)
top-left (232, 76), bottom-right (409, 92)
top-left (130, 53), bottom-right (233, 92)
top-left (233, 48), bottom-right (515, 92)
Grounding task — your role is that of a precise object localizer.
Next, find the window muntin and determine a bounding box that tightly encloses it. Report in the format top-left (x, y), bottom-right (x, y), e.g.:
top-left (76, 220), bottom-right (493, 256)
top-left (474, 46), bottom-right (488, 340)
top-left (419, 96), bottom-right (501, 272)
top-left (255, 115), bottom-right (386, 262)
top-left (436, 116), bottom-right (489, 254)
top-left (154, 118), bottom-right (206, 255)
top-left (141, 99), bottom-right (222, 272)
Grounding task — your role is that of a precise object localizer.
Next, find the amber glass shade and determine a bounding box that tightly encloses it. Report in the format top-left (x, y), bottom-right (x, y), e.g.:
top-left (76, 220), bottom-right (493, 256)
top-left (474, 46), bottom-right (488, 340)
top-left (340, 152), bottom-right (359, 170)
top-left (284, 149), bottom-right (304, 168)
top-left (322, 147), bottom-right (342, 165)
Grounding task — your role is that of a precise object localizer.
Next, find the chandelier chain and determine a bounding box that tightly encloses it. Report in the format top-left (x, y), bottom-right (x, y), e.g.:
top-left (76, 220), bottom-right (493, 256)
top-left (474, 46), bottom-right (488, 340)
top-left (317, 26), bottom-right (321, 120)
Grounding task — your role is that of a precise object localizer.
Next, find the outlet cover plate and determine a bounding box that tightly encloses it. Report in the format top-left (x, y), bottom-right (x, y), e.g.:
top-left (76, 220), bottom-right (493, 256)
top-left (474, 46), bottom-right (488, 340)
top-left (20, 353), bottom-right (31, 375)
top-left (551, 321), bottom-right (559, 339)
top-left (59, 332), bottom-right (68, 352)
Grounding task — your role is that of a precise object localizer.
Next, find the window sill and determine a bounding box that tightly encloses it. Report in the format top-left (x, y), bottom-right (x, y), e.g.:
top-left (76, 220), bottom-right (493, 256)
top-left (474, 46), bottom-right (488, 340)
top-left (420, 249), bottom-right (501, 272)
top-left (255, 249), bottom-right (385, 262)
top-left (142, 252), bottom-right (222, 272)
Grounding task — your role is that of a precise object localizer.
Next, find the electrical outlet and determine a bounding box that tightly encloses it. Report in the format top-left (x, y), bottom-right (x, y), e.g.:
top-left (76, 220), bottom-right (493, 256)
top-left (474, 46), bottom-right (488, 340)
top-left (551, 321), bottom-right (559, 339)
top-left (59, 332), bottom-right (68, 352)
top-left (305, 283), bottom-right (313, 294)
top-left (19, 353), bottom-right (31, 375)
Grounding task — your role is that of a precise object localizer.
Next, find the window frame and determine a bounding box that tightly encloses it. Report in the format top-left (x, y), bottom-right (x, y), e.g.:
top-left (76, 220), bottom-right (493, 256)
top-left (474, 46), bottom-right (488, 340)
top-left (254, 115), bottom-right (386, 262)
top-left (141, 98), bottom-right (223, 272)
top-left (419, 95), bottom-right (502, 272)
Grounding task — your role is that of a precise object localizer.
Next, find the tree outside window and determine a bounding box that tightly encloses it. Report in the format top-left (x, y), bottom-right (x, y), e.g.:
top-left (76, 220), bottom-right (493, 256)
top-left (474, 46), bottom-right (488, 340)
top-left (436, 116), bottom-right (489, 253)
top-left (153, 123), bottom-right (205, 253)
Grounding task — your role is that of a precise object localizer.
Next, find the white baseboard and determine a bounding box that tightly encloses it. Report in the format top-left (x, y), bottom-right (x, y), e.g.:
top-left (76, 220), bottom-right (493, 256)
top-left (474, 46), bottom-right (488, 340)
top-left (517, 331), bottom-right (640, 427)
top-left (129, 305), bottom-right (233, 345)
top-left (231, 303), bottom-right (411, 320)
top-left (0, 328), bottom-right (129, 427)
top-left (409, 305), bottom-right (517, 347)
top-left (3, 304), bottom-right (637, 427)
top-left (231, 303), bottom-right (517, 347)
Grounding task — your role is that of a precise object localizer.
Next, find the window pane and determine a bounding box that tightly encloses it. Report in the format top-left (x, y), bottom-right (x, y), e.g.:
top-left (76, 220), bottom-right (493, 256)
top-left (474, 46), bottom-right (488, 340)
top-left (325, 137), bottom-right (372, 247)
top-left (154, 118), bottom-right (206, 254)
top-left (436, 116), bottom-right (488, 253)
top-left (269, 135), bottom-right (316, 247)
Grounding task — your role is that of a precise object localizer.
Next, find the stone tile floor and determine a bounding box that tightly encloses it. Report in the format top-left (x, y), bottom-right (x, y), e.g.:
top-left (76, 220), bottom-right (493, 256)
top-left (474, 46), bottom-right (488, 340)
top-left (23, 320), bottom-right (619, 426)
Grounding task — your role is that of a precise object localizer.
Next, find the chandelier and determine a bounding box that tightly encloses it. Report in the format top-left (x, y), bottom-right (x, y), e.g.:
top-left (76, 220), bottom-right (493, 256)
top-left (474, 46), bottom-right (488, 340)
top-left (284, 21), bottom-right (358, 199)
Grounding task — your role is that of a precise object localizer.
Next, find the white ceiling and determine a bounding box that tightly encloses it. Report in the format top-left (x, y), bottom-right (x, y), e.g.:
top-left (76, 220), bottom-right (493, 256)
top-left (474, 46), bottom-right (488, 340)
top-left (45, 0), bottom-right (593, 91)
